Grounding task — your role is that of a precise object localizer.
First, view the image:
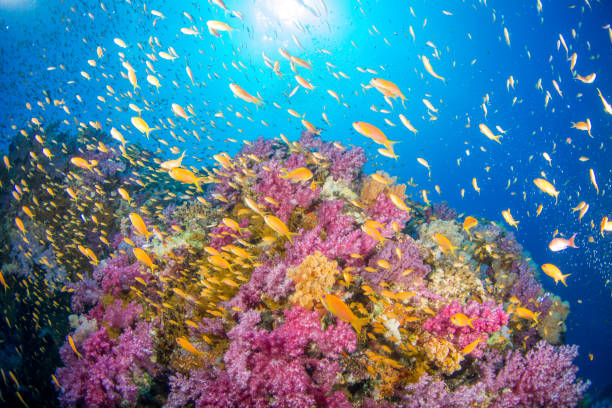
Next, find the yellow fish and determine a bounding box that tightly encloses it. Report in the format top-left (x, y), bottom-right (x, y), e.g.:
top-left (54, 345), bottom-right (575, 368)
top-left (229, 83), bottom-right (262, 105)
top-left (320, 293), bottom-right (369, 333)
top-left (160, 151), bottom-right (186, 170)
top-left (133, 248), bottom-right (155, 269)
top-left (129, 213), bottom-right (153, 238)
top-left (502, 209), bottom-right (519, 229)
top-left (369, 78), bottom-right (407, 107)
top-left (361, 223), bottom-right (386, 243)
top-left (264, 215), bottom-right (297, 244)
top-left (514, 307), bottom-right (540, 325)
top-left (479, 124), bottom-right (502, 144)
top-left (280, 167), bottom-right (313, 183)
top-left (463, 216), bottom-right (478, 234)
top-left (461, 337), bottom-right (483, 355)
top-left (176, 337), bottom-right (203, 355)
top-left (352, 121), bottom-right (397, 151)
top-left (541, 263), bottom-right (570, 286)
top-left (421, 55), bottom-right (445, 82)
top-left (169, 167), bottom-right (208, 192)
top-left (570, 119), bottom-right (592, 137)
top-left (388, 192), bottom-right (411, 213)
top-left (15, 217), bottom-right (26, 234)
top-left (450, 313), bottom-right (477, 329)
top-left (433, 233), bottom-right (457, 255)
top-left (68, 335), bottom-right (82, 358)
top-left (533, 178), bottom-right (559, 204)
top-left (118, 188), bottom-right (132, 204)
top-left (131, 116), bottom-right (157, 139)
top-left (70, 157), bottom-right (97, 172)
top-left (0, 269), bottom-right (8, 290)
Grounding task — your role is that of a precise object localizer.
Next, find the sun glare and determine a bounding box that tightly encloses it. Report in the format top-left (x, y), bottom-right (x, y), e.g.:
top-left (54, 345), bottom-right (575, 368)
top-left (269, 0), bottom-right (308, 24)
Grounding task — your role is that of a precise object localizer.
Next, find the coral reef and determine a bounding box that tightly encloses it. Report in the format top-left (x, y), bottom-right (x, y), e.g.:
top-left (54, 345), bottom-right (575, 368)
top-left (5, 130), bottom-right (585, 407)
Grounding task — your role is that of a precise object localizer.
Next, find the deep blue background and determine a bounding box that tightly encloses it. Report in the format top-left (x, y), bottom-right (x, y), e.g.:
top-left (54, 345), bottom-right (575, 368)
top-left (0, 0), bottom-right (610, 397)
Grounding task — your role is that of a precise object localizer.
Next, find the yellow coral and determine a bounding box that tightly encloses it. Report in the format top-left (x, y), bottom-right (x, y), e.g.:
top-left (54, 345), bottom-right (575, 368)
top-left (537, 295), bottom-right (569, 344)
top-left (422, 334), bottom-right (464, 374)
top-left (360, 171), bottom-right (406, 207)
top-left (287, 251), bottom-right (340, 309)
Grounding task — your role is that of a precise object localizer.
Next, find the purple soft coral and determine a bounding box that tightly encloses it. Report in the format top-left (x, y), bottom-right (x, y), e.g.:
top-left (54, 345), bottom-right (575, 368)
top-left (298, 130), bottom-right (366, 182)
top-left (478, 341), bottom-right (589, 408)
top-left (92, 253), bottom-right (146, 297)
top-left (362, 237), bottom-right (430, 290)
top-left (402, 373), bottom-right (486, 408)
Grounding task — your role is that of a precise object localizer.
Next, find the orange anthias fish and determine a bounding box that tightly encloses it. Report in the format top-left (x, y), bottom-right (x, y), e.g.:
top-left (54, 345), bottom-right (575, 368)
top-left (68, 335), bottom-right (82, 358)
top-left (169, 167), bottom-right (208, 192)
top-left (369, 78), bottom-right (407, 107)
top-left (601, 216), bottom-right (612, 236)
top-left (280, 167), bottom-right (313, 183)
top-left (264, 214), bottom-right (297, 244)
top-left (548, 234), bottom-right (577, 252)
top-left (131, 116), bottom-right (157, 139)
top-left (229, 83), bottom-right (262, 105)
top-left (133, 247), bottom-right (155, 269)
top-left (479, 124), bottom-right (502, 144)
top-left (70, 157), bottom-right (98, 172)
top-left (514, 307), bottom-right (540, 325)
top-left (450, 313), bottom-right (477, 329)
top-left (129, 212), bottom-right (153, 238)
top-left (176, 337), bottom-right (204, 356)
top-left (421, 55), bottom-right (445, 82)
top-left (533, 178), bottom-right (560, 204)
top-left (161, 151), bottom-right (185, 170)
top-left (433, 233), bottom-right (457, 255)
top-left (502, 209), bottom-right (519, 229)
top-left (361, 223), bottom-right (386, 243)
top-left (541, 263), bottom-right (571, 286)
top-left (320, 293), bottom-right (369, 333)
top-left (463, 216), bottom-right (478, 234)
top-left (461, 337), bottom-right (483, 355)
top-left (388, 192), bottom-right (411, 213)
top-left (352, 121), bottom-right (397, 151)
top-left (570, 119), bottom-right (592, 137)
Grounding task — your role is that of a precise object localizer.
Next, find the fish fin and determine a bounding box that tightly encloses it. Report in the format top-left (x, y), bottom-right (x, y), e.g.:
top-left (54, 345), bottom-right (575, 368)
top-left (351, 317), bottom-right (369, 334)
top-left (287, 231), bottom-right (300, 245)
top-left (195, 177), bottom-right (207, 192)
top-left (561, 274), bottom-right (571, 286)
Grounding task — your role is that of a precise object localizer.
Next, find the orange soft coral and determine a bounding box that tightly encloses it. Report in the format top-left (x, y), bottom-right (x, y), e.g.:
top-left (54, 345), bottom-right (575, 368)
top-left (287, 251), bottom-right (340, 309)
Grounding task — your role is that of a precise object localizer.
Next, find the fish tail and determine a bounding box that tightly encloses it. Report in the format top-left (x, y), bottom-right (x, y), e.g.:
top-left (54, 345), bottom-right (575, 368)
top-left (195, 177), bottom-right (205, 192)
top-left (561, 274), bottom-right (571, 286)
top-left (286, 231), bottom-right (300, 245)
top-left (569, 233), bottom-right (578, 248)
top-left (351, 317), bottom-right (369, 334)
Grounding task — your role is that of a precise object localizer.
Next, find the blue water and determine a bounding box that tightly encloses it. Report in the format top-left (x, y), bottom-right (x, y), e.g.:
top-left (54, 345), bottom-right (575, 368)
top-left (1, 0), bottom-right (610, 402)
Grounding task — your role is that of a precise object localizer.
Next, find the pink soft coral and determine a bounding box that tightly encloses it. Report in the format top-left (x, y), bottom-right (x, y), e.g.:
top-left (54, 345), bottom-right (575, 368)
top-left (167, 307), bottom-right (356, 408)
top-left (423, 300), bottom-right (508, 358)
top-left (55, 322), bottom-right (157, 408)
